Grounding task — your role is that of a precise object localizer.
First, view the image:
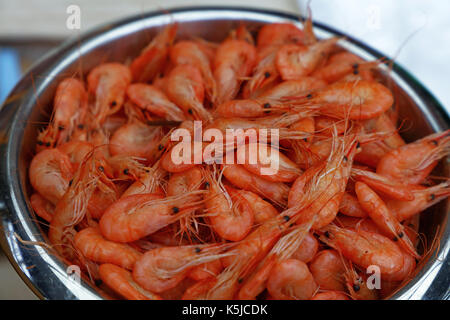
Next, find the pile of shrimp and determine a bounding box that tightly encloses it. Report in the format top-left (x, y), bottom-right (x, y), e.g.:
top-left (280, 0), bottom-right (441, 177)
top-left (28, 18), bottom-right (450, 300)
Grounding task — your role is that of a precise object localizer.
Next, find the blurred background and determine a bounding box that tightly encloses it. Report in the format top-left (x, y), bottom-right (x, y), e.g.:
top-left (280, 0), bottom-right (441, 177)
top-left (0, 0), bottom-right (448, 299)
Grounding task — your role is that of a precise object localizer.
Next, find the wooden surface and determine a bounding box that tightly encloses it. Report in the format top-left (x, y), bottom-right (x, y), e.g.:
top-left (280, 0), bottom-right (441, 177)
top-left (0, 0), bottom-right (300, 40)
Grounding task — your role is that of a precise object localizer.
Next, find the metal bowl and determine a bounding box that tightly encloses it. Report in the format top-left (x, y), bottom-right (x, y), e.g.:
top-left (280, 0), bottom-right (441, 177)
top-left (0, 7), bottom-right (448, 300)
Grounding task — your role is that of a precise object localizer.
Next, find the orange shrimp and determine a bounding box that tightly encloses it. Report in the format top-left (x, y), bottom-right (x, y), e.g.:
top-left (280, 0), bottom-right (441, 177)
top-left (188, 259), bottom-right (223, 281)
top-left (236, 143), bottom-right (302, 183)
top-left (30, 193), bottom-right (54, 222)
top-left (222, 163), bottom-right (290, 207)
top-left (256, 23), bottom-right (305, 50)
top-left (165, 64), bottom-right (212, 121)
top-left (386, 182), bottom-right (450, 221)
top-left (182, 278), bottom-right (217, 300)
top-left (204, 171), bottom-right (254, 241)
top-left (291, 232), bottom-right (318, 263)
top-left (99, 264), bottom-right (162, 300)
top-left (130, 23), bottom-right (177, 82)
top-left (99, 191), bottom-right (205, 243)
top-left (36, 78), bottom-right (88, 151)
top-left (109, 120), bottom-right (163, 161)
top-left (87, 63), bottom-right (132, 125)
top-left (309, 249), bottom-right (346, 291)
top-left (213, 39), bottom-right (256, 105)
top-left (275, 38), bottom-right (338, 80)
top-left (126, 83), bottom-right (185, 121)
top-left (319, 224), bottom-right (404, 278)
top-left (170, 40), bottom-right (216, 102)
top-left (122, 161), bottom-right (167, 197)
top-left (339, 192), bottom-right (368, 218)
top-left (132, 244), bottom-right (230, 293)
top-left (343, 263), bottom-right (379, 300)
top-left (49, 153), bottom-right (106, 261)
top-left (376, 130), bottom-right (450, 184)
top-left (287, 80), bottom-right (394, 121)
top-left (74, 227), bottom-right (142, 270)
top-left (312, 52), bottom-right (374, 83)
top-left (266, 259), bottom-right (318, 300)
top-left (238, 190), bottom-right (278, 224)
top-left (29, 148), bottom-right (73, 205)
top-left (288, 135), bottom-right (357, 229)
top-left (58, 141), bottom-right (94, 169)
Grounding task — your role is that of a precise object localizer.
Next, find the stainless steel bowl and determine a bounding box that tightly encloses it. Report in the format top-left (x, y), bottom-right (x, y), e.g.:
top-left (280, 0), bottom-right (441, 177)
top-left (0, 7), bottom-right (448, 300)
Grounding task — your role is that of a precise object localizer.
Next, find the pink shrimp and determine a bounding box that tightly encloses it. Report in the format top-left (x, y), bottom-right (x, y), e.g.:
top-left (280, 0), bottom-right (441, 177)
top-left (87, 63), bottom-right (132, 125)
top-left (126, 83), bottom-right (185, 121)
top-left (309, 249), bottom-right (346, 291)
top-left (213, 39), bottom-right (257, 105)
top-left (30, 193), bottom-right (54, 222)
top-left (376, 130), bottom-right (450, 184)
top-left (238, 190), bottom-right (279, 224)
top-left (130, 23), bottom-right (178, 82)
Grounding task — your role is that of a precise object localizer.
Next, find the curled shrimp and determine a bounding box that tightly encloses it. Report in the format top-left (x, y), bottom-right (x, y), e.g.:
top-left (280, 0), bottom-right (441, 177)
top-left (238, 190), bottom-right (278, 224)
top-left (130, 23), bottom-right (178, 82)
top-left (204, 170), bottom-right (254, 241)
top-left (109, 120), bottom-right (163, 161)
top-left (339, 192), bottom-right (368, 218)
top-left (256, 23), bottom-right (305, 50)
top-left (166, 64), bottom-right (212, 121)
top-left (29, 148), bottom-right (73, 205)
top-left (376, 130), bottom-right (450, 184)
top-left (58, 141), bottom-right (94, 169)
top-left (287, 80), bottom-right (394, 121)
top-left (37, 78), bottom-right (88, 151)
top-left (266, 259), bottom-right (318, 300)
top-left (98, 264), bottom-right (162, 300)
top-left (30, 193), bottom-right (54, 223)
top-left (87, 63), bottom-right (132, 125)
top-left (99, 191), bottom-right (205, 242)
top-left (126, 83), bottom-right (185, 121)
top-left (213, 39), bottom-right (257, 105)
top-left (74, 227), bottom-right (142, 270)
top-left (275, 38), bottom-right (338, 80)
top-left (132, 244), bottom-right (231, 293)
top-left (170, 40), bottom-right (216, 102)
top-left (319, 224), bottom-right (404, 277)
top-left (309, 249), bottom-right (346, 291)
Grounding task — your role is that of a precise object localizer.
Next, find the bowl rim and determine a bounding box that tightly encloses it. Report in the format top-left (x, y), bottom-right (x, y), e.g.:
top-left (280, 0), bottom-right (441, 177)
top-left (0, 6), bottom-right (449, 300)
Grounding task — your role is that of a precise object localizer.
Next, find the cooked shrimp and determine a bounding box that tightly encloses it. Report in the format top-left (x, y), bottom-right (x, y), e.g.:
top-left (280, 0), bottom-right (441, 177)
top-left (98, 264), bottom-right (162, 300)
top-left (130, 23), bottom-right (177, 82)
top-left (36, 78), bottom-right (88, 151)
top-left (238, 190), bottom-right (278, 224)
top-left (376, 130), bottom-right (450, 184)
top-left (29, 148), bottom-right (73, 205)
top-left (311, 291), bottom-right (349, 300)
top-left (275, 38), bottom-right (338, 80)
top-left (213, 39), bottom-right (256, 105)
top-left (309, 249), bottom-right (346, 291)
top-left (30, 193), bottom-right (54, 222)
top-left (87, 63), bottom-right (132, 125)
top-left (256, 23), bottom-right (305, 49)
top-left (339, 192), bottom-right (368, 218)
top-left (99, 191), bottom-right (205, 242)
top-left (166, 64), bottom-right (212, 121)
top-left (170, 40), bottom-right (216, 102)
top-left (74, 227), bottom-right (142, 270)
top-left (266, 259), bottom-right (318, 300)
top-left (126, 83), bottom-right (185, 121)
top-left (132, 244), bottom-right (230, 293)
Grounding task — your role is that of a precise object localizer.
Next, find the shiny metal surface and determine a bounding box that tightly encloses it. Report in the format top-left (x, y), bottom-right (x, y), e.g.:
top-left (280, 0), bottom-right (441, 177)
top-left (0, 7), bottom-right (448, 300)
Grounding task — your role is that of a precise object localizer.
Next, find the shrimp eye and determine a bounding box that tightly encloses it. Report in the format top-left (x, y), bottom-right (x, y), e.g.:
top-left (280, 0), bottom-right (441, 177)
top-left (356, 141), bottom-right (361, 149)
top-left (352, 63), bottom-right (359, 69)
top-left (98, 166), bottom-right (104, 172)
top-left (263, 103), bottom-right (271, 108)
top-left (352, 284), bottom-right (360, 292)
top-left (306, 94), bottom-right (313, 99)
top-left (429, 193), bottom-right (436, 201)
top-left (69, 179), bottom-right (73, 186)
top-left (343, 156), bottom-right (348, 162)
top-left (398, 232), bottom-right (404, 238)
top-left (195, 247), bottom-right (201, 253)
top-left (95, 279), bottom-right (103, 286)
top-left (77, 124), bottom-right (85, 130)
top-left (324, 231), bottom-right (331, 238)
top-left (110, 101), bottom-right (117, 107)
top-left (37, 140), bottom-right (43, 146)
top-left (123, 168), bottom-right (129, 175)
top-left (188, 109), bottom-right (193, 115)
top-left (238, 278), bottom-right (243, 284)
top-left (172, 207), bottom-right (180, 214)
top-left (45, 142), bottom-right (51, 147)
top-left (58, 125), bottom-right (65, 131)
top-left (283, 215), bottom-right (290, 222)
top-left (204, 182), bottom-right (210, 188)
top-left (158, 144), bottom-right (164, 151)
top-left (431, 140), bottom-right (438, 146)
top-left (353, 69), bottom-right (359, 75)
top-left (264, 71), bottom-right (271, 78)
top-left (392, 236), bottom-right (398, 242)
top-left (303, 138), bottom-right (308, 142)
